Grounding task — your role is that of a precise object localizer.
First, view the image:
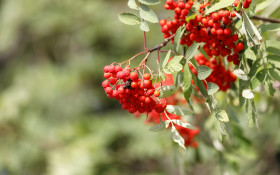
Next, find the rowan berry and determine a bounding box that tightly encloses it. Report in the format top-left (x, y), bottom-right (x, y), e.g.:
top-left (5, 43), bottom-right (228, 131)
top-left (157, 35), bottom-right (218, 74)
top-left (143, 73), bottom-right (151, 80)
top-left (154, 90), bottom-right (160, 97)
top-left (104, 73), bottom-right (111, 79)
top-left (160, 19), bottom-right (167, 26)
top-left (236, 42), bottom-right (244, 51)
top-left (105, 87), bottom-right (113, 94)
top-left (110, 78), bottom-right (117, 85)
top-left (130, 72), bottom-right (138, 80)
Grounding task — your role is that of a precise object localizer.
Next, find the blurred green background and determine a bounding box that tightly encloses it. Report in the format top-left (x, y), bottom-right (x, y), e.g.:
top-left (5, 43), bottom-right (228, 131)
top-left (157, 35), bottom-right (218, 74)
top-left (0, 0), bottom-right (279, 175)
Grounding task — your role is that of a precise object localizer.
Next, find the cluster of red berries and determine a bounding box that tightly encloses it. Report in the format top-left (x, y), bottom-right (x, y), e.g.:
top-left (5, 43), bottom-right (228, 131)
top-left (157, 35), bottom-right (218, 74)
top-left (102, 64), bottom-right (167, 114)
top-left (160, 0), bottom-right (245, 65)
top-left (227, 53), bottom-right (241, 65)
top-left (234, 0), bottom-right (252, 9)
top-left (189, 53), bottom-right (237, 91)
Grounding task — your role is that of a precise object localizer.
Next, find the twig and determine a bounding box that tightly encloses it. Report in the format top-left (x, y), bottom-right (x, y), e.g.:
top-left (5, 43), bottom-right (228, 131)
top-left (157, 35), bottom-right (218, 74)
top-left (251, 15), bottom-right (280, 23)
top-left (148, 34), bottom-right (175, 52)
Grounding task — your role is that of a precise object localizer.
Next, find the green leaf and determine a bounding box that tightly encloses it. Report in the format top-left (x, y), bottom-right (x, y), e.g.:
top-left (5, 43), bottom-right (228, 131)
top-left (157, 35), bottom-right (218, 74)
top-left (268, 68), bottom-right (280, 80)
top-left (197, 79), bottom-right (208, 98)
top-left (242, 89), bottom-right (255, 99)
top-left (186, 14), bottom-right (197, 22)
top-left (264, 78), bottom-right (276, 96)
top-left (171, 125), bottom-right (186, 150)
top-left (197, 65), bottom-right (212, 80)
top-left (242, 11), bottom-right (263, 44)
top-left (264, 40), bottom-right (280, 55)
top-left (216, 120), bottom-right (228, 136)
top-left (166, 105), bottom-right (192, 116)
top-left (185, 43), bottom-right (200, 62)
top-left (162, 85), bottom-right (178, 98)
top-left (139, 4), bottom-right (159, 23)
top-left (173, 71), bottom-right (184, 87)
top-left (174, 26), bottom-right (186, 53)
top-left (128, 0), bottom-right (138, 10)
top-left (267, 55), bottom-right (280, 68)
top-left (162, 50), bottom-right (171, 68)
top-left (140, 19), bottom-right (150, 31)
top-left (256, 69), bottom-right (266, 83)
top-left (244, 47), bottom-right (256, 60)
top-left (205, 0), bottom-right (235, 14)
top-left (207, 82), bottom-right (219, 95)
top-left (163, 56), bottom-right (184, 73)
top-left (248, 58), bottom-right (263, 77)
top-left (149, 120), bottom-right (170, 132)
top-left (118, 12), bottom-right (141, 25)
top-left (138, 0), bottom-right (161, 5)
top-left (233, 69), bottom-right (249, 80)
top-left (170, 120), bottom-right (197, 130)
top-left (258, 23), bottom-right (280, 33)
top-left (183, 65), bottom-right (192, 101)
top-left (216, 110), bottom-right (229, 122)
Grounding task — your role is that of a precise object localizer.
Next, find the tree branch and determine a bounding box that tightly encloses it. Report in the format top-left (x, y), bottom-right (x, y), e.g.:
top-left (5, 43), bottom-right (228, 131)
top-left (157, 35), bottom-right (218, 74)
top-left (148, 34), bottom-right (175, 53)
top-left (251, 15), bottom-right (280, 23)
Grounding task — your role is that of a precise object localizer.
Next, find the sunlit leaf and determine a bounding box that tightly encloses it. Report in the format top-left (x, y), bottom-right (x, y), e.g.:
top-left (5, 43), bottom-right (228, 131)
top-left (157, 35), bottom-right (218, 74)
top-left (207, 82), bottom-right (219, 95)
top-left (197, 65), bottom-right (212, 80)
top-left (139, 4), bottom-right (159, 23)
top-left (166, 105), bottom-right (192, 116)
top-left (171, 125), bottom-right (186, 150)
top-left (118, 12), bottom-right (141, 25)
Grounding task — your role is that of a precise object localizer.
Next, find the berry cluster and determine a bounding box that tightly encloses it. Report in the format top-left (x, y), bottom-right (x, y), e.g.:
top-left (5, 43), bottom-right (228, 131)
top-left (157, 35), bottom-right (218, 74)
top-left (190, 53), bottom-right (237, 91)
top-left (160, 0), bottom-right (245, 63)
top-left (102, 64), bottom-right (167, 114)
top-left (234, 0), bottom-right (252, 9)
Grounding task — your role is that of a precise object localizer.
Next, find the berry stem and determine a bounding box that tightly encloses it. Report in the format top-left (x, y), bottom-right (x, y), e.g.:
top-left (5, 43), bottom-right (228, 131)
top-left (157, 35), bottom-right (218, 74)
top-left (144, 32), bottom-right (148, 51)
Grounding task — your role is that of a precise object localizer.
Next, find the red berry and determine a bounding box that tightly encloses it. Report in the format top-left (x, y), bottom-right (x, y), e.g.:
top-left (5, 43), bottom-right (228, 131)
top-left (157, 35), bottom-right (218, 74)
top-left (154, 90), bottom-right (160, 97)
top-left (104, 73), bottom-right (111, 79)
top-left (131, 81), bottom-right (138, 89)
top-left (146, 89), bottom-right (155, 96)
top-left (211, 28), bottom-right (217, 35)
top-left (236, 42), bottom-right (244, 51)
top-left (108, 65), bottom-right (115, 73)
top-left (174, 7), bottom-right (181, 14)
top-left (105, 87), bottom-right (113, 94)
top-left (166, 0), bottom-right (173, 5)
top-left (143, 73), bottom-right (151, 80)
top-left (211, 13), bottom-right (220, 21)
top-left (102, 80), bottom-right (110, 88)
top-left (224, 10), bottom-right (230, 17)
top-left (114, 65), bottom-right (123, 72)
top-left (178, 1), bottom-right (185, 9)
top-left (164, 4), bottom-right (170, 10)
top-left (118, 86), bottom-right (124, 94)
top-left (145, 97), bottom-right (152, 104)
top-left (195, 15), bottom-right (202, 22)
top-left (231, 11), bottom-right (236, 17)
top-left (143, 80), bottom-right (152, 88)
top-left (208, 19), bottom-right (214, 27)
top-left (160, 19), bottom-right (167, 26)
top-left (224, 28), bottom-right (231, 35)
top-left (167, 21), bottom-right (174, 28)
top-left (110, 78), bottom-right (117, 85)
top-left (130, 72), bottom-right (138, 80)
top-left (234, 0), bottom-right (240, 7)
top-left (185, 3), bottom-right (192, 10)
top-left (104, 65), bottom-right (110, 73)
top-left (217, 28), bottom-right (224, 35)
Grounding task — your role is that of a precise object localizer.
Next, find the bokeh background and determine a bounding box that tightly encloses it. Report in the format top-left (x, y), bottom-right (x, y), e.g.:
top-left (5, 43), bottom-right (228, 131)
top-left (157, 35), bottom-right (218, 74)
top-left (0, 0), bottom-right (279, 175)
